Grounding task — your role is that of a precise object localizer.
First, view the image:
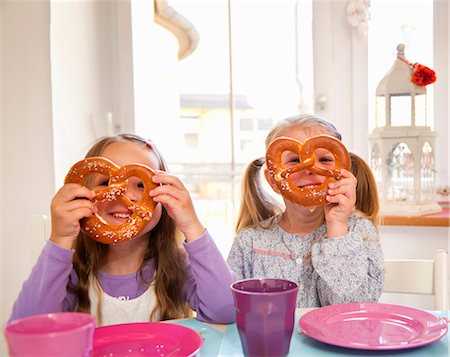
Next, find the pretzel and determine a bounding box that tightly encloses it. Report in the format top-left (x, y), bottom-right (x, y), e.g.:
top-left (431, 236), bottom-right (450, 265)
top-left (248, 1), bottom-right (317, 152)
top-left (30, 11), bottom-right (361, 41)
top-left (266, 134), bottom-right (351, 207)
top-left (64, 157), bottom-right (157, 244)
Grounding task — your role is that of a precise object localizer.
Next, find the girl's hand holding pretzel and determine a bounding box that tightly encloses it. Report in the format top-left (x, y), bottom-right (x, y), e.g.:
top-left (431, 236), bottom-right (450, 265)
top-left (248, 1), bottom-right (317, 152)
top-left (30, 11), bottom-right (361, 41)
top-left (324, 168), bottom-right (357, 238)
top-left (150, 171), bottom-right (205, 243)
top-left (50, 184), bottom-right (96, 249)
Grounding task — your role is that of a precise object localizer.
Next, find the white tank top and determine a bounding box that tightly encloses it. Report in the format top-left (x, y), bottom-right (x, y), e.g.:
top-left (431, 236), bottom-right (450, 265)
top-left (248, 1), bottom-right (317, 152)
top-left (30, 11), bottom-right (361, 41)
top-left (88, 278), bottom-right (159, 326)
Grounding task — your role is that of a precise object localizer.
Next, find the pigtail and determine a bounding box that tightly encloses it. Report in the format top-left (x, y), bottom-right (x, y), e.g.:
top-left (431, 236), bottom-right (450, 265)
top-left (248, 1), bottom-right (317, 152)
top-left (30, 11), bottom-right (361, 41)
top-left (350, 152), bottom-right (380, 226)
top-left (235, 158), bottom-right (283, 234)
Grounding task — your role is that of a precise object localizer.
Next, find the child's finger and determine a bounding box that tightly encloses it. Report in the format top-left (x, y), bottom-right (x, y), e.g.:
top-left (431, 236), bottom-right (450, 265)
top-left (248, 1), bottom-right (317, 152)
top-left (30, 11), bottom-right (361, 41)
top-left (151, 192), bottom-right (179, 206)
top-left (152, 172), bottom-right (185, 189)
top-left (64, 200), bottom-right (97, 215)
top-left (149, 183), bottom-right (185, 201)
top-left (326, 193), bottom-right (342, 204)
top-left (326, 191), bottom-right (354, 206)
top-left (328, 175), bottom-right (356, 188)
top-left (338, 169), bottom-right (354, 178)
top-left (71, 207), bottom-right (97, 221)
top-left (328, 182), bottom-right (354, 197)
top-left (59, 184), bottom-right (96, 202)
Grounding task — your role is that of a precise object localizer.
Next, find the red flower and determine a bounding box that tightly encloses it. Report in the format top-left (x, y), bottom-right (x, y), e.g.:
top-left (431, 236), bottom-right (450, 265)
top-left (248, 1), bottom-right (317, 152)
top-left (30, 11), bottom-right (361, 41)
top-left (411, 63), bottom-right (437, 86)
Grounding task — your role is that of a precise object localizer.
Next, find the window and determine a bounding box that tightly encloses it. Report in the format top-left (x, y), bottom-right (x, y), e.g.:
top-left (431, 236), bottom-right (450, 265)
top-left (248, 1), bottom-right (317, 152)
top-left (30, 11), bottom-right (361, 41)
top-left (133, 0), bottom-right (314, 256)
top-left (240, 118), bottom-right (253, 131)
top-left (184, 133), bottom-right (199, 148)
top-left (257, 118), bottom-right (274, 131)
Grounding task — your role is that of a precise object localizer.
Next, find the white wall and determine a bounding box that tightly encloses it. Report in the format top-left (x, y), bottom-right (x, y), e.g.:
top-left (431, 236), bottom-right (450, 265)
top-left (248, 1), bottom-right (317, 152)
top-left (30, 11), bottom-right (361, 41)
top-left (1, 1), bottom-right (55, 354)
top-left (1, 0), bottom-right (55, 317)
top-left (433, 0), bottom-right (450, 193)
top-left (51, 0), bottom-right (134, 188)
top-left (0, 0), bottom-right (4, 352)
top-left (0, 1), bottom-right (135, 355)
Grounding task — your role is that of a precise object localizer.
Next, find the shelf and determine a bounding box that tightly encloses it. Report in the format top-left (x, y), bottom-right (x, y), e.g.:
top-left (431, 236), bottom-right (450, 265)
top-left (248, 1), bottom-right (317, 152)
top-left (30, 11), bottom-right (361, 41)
top-left (381, 205), bottom-right (450, 227)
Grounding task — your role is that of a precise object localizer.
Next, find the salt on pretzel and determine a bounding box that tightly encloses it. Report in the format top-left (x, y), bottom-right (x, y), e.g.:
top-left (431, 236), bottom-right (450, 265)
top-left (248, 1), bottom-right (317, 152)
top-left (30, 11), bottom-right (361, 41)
top-left (64, 157), bottom-right (157, 244)
top-left (266, 134), bottom-right (351, 207)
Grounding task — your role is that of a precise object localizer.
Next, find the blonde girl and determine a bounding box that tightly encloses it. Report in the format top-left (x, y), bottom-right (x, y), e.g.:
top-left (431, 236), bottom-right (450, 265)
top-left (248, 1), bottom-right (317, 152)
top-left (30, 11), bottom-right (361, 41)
top-left (227, 114), bottom-right (384, 307)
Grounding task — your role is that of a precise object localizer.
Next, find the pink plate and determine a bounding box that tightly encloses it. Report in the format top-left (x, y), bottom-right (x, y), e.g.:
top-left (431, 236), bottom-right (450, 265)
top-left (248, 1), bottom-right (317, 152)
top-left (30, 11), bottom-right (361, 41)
top-left (299, 302), bottom-right (448, 350)
top-left (93, 322), bottom-right (203, 356)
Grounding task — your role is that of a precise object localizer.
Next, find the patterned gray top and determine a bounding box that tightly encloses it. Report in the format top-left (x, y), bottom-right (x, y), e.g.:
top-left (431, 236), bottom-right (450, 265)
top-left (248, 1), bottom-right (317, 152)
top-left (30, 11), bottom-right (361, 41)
top-left (227, 214), bottom-right (384, 307)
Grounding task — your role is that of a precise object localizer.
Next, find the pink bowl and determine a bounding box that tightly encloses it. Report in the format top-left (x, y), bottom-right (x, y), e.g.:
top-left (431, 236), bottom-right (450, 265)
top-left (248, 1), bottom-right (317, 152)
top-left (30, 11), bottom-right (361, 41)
top-left (4, 312), bottom-right (96, 356)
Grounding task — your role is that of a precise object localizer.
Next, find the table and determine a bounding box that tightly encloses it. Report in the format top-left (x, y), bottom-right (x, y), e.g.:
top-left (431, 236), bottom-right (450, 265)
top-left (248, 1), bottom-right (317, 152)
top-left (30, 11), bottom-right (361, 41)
top-left (168, 308), bottom-right (449, 356)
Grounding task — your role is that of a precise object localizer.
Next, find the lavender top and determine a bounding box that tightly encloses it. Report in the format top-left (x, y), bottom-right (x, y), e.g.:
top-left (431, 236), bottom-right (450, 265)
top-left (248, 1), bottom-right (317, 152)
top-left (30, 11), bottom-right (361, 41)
top-left (10, 230), bottom-right (236, 324)
top-left (227, 214), bottom-right (384, 307)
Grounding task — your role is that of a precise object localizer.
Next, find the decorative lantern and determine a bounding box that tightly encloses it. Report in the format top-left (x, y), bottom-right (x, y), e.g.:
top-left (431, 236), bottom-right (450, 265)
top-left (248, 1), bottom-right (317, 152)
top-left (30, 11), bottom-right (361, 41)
top-left (369, 44), bottom-right (441, 216)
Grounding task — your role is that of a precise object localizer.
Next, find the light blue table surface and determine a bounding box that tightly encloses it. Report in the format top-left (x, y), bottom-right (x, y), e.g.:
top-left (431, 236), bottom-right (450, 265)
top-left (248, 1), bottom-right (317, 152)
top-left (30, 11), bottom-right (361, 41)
top-left (171, 311), bottom-right (449, 357)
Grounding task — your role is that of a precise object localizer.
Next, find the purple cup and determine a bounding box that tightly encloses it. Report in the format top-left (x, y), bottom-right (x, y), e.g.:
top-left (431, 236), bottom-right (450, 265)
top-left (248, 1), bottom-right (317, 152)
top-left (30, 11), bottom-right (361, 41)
top-left (231, 278), bottom-right (299, 357)
top-left (3, 312), bottom-right (95, 356)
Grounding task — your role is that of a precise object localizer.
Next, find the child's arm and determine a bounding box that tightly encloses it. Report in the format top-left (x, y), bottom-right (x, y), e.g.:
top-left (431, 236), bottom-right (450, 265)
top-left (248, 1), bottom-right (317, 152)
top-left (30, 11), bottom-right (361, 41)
top-left (312, 215), bottom-right (384, 306)
top-left (182, 230), bottom-right (236, 324)
top-left (9, 241), bottom-right (78, 321)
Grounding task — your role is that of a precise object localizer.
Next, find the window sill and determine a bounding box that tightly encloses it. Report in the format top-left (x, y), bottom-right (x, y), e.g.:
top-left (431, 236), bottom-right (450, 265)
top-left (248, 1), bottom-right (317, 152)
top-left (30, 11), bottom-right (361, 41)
top-left (381, 203), bottom-right (450, 227)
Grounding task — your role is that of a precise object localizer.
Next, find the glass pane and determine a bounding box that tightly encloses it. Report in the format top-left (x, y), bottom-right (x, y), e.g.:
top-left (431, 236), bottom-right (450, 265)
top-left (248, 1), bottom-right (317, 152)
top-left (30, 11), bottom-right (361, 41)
top-left (240, 118), bottom-right (253, 131)
top-left (420, 141), bottom-right (435, 200)
top-left (230, 0), bottom-right (313, 163)
top-left (390, 95), bottom-right (411, 126)
top-left (386, 142), bottom-right (415, 201)
top-left (166, 0), bottom-right (235, 256)
top-left (257, 118), bottom-right (274, 131)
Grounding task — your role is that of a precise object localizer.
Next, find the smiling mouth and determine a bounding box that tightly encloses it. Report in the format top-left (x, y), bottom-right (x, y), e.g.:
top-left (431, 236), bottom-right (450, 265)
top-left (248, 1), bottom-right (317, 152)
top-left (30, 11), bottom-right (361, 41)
top-left (299, 184), bottom-right (321, 189)
top-left (111, 212), bottom-right (131, 219)
top-left (94, 212), bottom-right (131, 226)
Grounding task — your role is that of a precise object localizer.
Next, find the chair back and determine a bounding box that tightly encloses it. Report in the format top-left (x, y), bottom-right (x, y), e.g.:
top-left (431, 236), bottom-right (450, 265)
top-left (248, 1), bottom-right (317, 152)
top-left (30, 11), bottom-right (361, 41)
top-left (383, 250), bottom-right (448, 310)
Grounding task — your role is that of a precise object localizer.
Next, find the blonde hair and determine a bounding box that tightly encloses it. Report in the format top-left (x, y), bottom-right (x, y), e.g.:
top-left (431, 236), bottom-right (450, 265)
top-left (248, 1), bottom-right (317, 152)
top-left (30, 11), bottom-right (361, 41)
top-left (264, 114), bottom-right (342, 147)
top-left (235, 114), bottom-right (378, 233)
top-left (71, 133), bottom-right (192, 323)
top-left (235, 158), bottom-right (284, 234)
top-left (349, 152), bottom-right (380, 226)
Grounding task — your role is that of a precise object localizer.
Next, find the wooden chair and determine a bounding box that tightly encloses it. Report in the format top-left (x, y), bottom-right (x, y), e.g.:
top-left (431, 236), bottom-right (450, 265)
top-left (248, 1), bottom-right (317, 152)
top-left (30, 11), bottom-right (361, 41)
top-left (383, 250), bottom-right (448, 310)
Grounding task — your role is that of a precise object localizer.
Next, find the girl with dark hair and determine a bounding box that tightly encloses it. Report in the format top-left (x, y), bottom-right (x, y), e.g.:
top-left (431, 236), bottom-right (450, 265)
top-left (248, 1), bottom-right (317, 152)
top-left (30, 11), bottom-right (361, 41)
top-left (10, 133), bottom-right (235, 325)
